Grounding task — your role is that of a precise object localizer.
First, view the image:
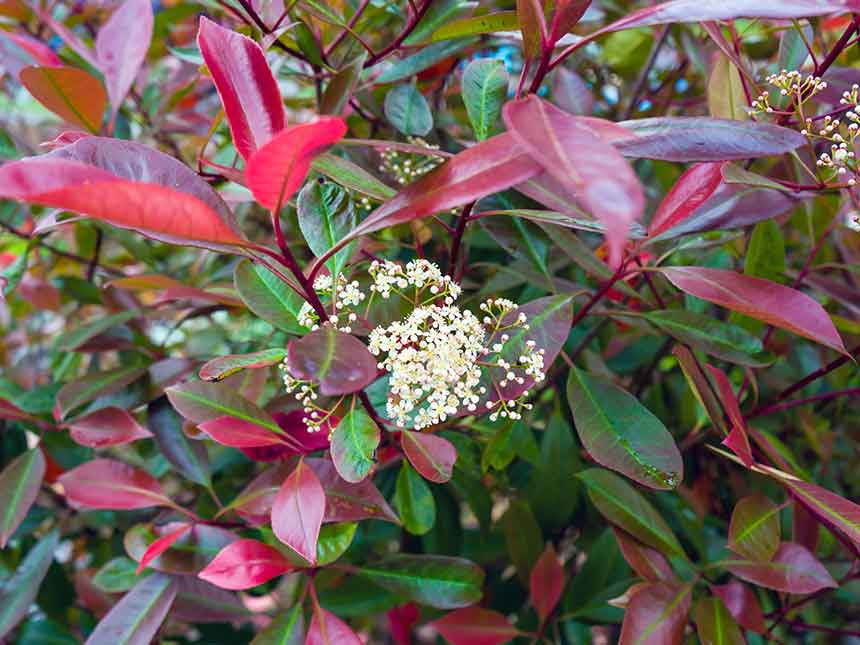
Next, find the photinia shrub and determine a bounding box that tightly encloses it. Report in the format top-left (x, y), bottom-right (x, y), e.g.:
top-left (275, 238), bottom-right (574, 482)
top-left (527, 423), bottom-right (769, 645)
top-left (2, 0), bottom-right (860, 643)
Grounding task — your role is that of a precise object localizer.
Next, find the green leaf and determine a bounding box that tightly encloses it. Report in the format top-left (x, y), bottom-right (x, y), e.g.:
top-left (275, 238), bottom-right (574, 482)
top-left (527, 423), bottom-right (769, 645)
top-left (527, 412), bottom-right (579, 528)
top-left (404, 0), bottom-right (474, 44)
top-left (0, 530), bottom-right (59, 639)
top-left (694, 595), bottom-right (745, 645)
top-left (58, 309), bottom-right (140, 352)
top-left (462, 59), bottom-right (508, 141)
top-left (356, 554), bottom-right (484, 609)
top-left (376, 39), bottom-right (474, 84)
top-left (745, 219), bottom-right (785, 284)
top-left (165, 380), bottom-right (283, 435)
top-left (330, 408), bottom-right (379, 483)
top-left (234, 260), bottom-right (305, 335)
top-left (93, 557), bottom-right (142, 593)
top-left (637, 310), bottom-right (767, 366)
top-left (395, 461), bottom-right (436, 535)
top-left (1, 243), bottom-right (34, 298)
top-left (577, 469), bottom-right (685, 559)
top-left (251, 603), bottom-right (304, 645)
top-left (312, 153), bottom-right (396, 201)
top-left (567, 368), bottom-right (683, 490)
top-left (297, 180), bottom-right (357, 278)
top-left (708, 54), bottom-right (748, 120)
top-left (316, 522), bottom-right (357, 566)
top-left (728, 494), bottom-right (781, 562)
top-left (432, 11), bottom-right (519, 41)
top-left (502, 499), bottom-right (543, 584)
top-left (384, 84), bottom-right (433, 136)
top-left (563, 528), bottom-right (631, 621)
top-left (198, 348), bottom-right (288, 382)
top-left (18, 617), bottom-right (77, 645)
top-left (0, 448), bottom-right (45, 547)
top-left (321, 52), bottom-right (366, 116)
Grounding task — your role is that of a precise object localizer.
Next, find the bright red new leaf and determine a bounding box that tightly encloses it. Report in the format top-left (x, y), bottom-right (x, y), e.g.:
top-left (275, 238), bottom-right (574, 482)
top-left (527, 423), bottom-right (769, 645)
top-left (59, 459), bottom-right (172, 510)
top-left (430, 605), bottom-right (521, 645)
top-left (66, 406), bottom-right (153, 448)
top-left (529, 544), bottom-right (565, 624)
top-left (306, 606), bottom-right (363, 645)
top-left (271, 458), bottom-right (325, 564)
top-left (246, 118), bottom-right (347, 210)
top-left (198, 539), bottom-right (293, 590)
top-left (649, 162), bottom-right (725, 236)
top-left (137, 523), bottom-right (193, 575)
top-left (660, 267), bottom-right (847, 354)
top-left (704, 365), bottom-right (754, 468)
top-left (198, 416), bottom-right (288, 448)
top-left (503, 95), bottom-right (645, 268)
top-left (197, 17), bottom-right (286, 160)
top-left (401, 431), bottom-right (457, 483)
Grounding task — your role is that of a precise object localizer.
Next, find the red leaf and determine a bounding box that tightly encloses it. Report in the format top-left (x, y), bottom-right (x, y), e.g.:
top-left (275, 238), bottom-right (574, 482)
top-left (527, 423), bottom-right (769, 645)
top-left (246, 118), bottom-right (347, 210)
top-left (59, 459), bottom-right (171, 510)
top-left (781, 477), bottom-right (860, 553)
top-left (0, 31), bottom-right (61, 71)
top-left (387, 603), bottom-right (420, 645)
top-left (710, 581), bottom-right (765, 633)
top-left (137, 523), bottom-right (192, 574)
top-left (725, 542), bottom-right (837, 593)
top-left (529, 544), bottom-right (565, 624)
top-left (308, 458), bottom-right (399, 524)
top-left (66, 407), bottom-right (153, 448)
top-left (275, 411), bottom-right (334, 453)
top-left (613, 528), bottom-right (676, 583)
top-left (197, 17), bottom-right (286, 160)
top-left (306, 606), bottom-right (362, 645)
top-left (660, 267), bottom-right (847, 354)
top-left (503, 96), bottom-right (644, 267)
top-left (648, 163), bottom-right (724, 236)
top-left (619, 582), bottom-right (692, 645)
top-left (430, 606), bottom-right (521, 645)
top-left (401, 431), bottom-right (457, 484)
top-left (287, 326), bottom-right (378, 396)
top-left (272, 459), bottom-right (325, 564)
top-left (703, 365), bottom-right (753, 468)
top-left (345, 132), bottom-right (542, 242)
top-left (96, 0), bottom-right (153, 124)
top-left (198, 539), bottom-right (293, 590)
top-left (19, 65), bottom-right (106, 133)
top-left (199, 416), bottom-right (288, 448)
top-left (550, 0), bottom-right (591, 40)
top-left (0, 139), bottom-right (247, 250)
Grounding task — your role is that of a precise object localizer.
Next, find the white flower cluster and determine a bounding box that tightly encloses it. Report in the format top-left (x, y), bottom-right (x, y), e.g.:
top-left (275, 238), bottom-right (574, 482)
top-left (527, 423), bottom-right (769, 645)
top-left (366, 264), bottom-right (548, 429)
top-left (279, 357), bottom-right (332, 433)
top-left (751, 70), bottom-right (827, 114)
top-left (368, 259), bottom-right (461, 303)
top-left (379, 137), bottom-right (444, 185)
top-left (298, 273), bottom-right (366, 333)
top-left (369, 305), bottom-right (487, 429)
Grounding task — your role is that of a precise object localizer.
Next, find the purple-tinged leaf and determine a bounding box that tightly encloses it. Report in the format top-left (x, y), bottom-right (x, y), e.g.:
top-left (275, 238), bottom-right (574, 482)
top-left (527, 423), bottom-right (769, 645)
top-left (660, 267), bottom-right (847, 353)
top-left (649, 162), bottom-right (725, 236)
top-left (724, 542), bottom-right (837, 593)
top-left (551, 67), bottom-right (594, 116)
top-left (503, 96), bottom-right (644, 267)
top-left (309, 458), bottom-right (399, 524)
top-left (728, 495), bottom-right (781, 562)
top-left (568, 368), bottom-right (683, 490)
top-left (614, 117), bottom-right (807, 162)
top-left (401, 431), bottom-right (457, 484)
top-left (171, 577), bottom-right (249, 624)
top-left (246, 118), bottom-right (347, 210)
top-left (693, 595), bottom-right (745, 645)
top-left (166, 380), bottom-right (286, 436)
top-left (96, 0), bottom-right (153, 124)
top-left (613, 528), bottom-right (676, 583)
top-left (306, 606), bottom-right (362, 645)
top-left (66, 407), bottom-right (153, 448)
top-left (272, 458), bottom-right (325, 564)
top-left (781, 477), bottom-right (860, 553)
top-left (517, 0), bottom-right (546, 58)
top-left (710, 581), bottom-right (765, 633)
top-left (529, 544), bottom-right (565, 624)
top-left (198, 539), bottom-right (293, 590)
top-left (430, 605), bottom-right (522, 645)
top-left (287, 325), bottom-right (378, 396)
top-left (619, 582), bottom-right (693, 645)
top-left (0, 448), bottom-right (45, 547)
top-left (197, 17), bottom-right (286, 160)
top-left (85, 573), bottom-right (177, 645)
top-left (550, 0), bottom-right (592, 40)
top-left (59, 459), bottom-right (171, 510)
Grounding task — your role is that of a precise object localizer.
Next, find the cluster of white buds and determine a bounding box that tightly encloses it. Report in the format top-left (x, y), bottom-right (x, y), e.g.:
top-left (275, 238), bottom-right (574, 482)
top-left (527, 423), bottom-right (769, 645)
top-left (809, 113), bottom-right (860, 186)
top-left (846, 210), bottom-right (860, 232)
top-left (358, 195), bottom-right (375, 212)
top-left (751, 70), bottom-right (827, 115)
top-left (298, 273), bottom-right (366, 334)
top-left (279, 357), bottom-right (333, 432)
top-left (379, 137), bottom-right (445, 185)
top-left (368, 259), bottom-right (461, 304)
top-left (367, 264), bottom-right (548, 429)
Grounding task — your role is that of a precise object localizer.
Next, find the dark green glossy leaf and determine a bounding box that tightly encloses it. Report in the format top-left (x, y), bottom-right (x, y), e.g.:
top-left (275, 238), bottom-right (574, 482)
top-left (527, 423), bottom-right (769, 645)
top-left (394, 461), bottom-right (435, 535)
top-left (567, 368), bottom-right (683, 489)
top-left (462, 58), bottom-right (509, 141)
top-left (384, 84), bottom-right (433, 136)
top-left (502, 499), bottom-right (543, 584)
top-left (376, 39), bottom-right (474, 84)
top-left (297, 180), bottom-right (357, 278)
top-left (311, 153), bottom-right (396, 201)
top-left (316, 522), bottom-right (357, 566)
top-left (251, 603), bottom-right (304, 645)
top-left (356, 554), bottom-right (484, 609)
top-left (234, 260), bottom-right (305, 335)
top-left (93, 557), bottom-right (142, 593)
